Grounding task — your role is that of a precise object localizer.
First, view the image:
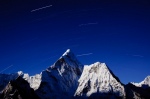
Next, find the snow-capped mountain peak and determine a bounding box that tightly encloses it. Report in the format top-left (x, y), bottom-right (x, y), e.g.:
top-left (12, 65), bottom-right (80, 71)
top-left (74, 62), bottom-right (125, 98)
top-left (144, 76), bottom-right (150, 85)
top-left (49, 49), bottom-right (83, 75)
top-left (35, 49), bottom-right (83, 99)
top-left (17, 71), bottom-right (23, 75)
top-left (62, 49), bottom-right (71, 56)
top-left (61, 49), bottom-right (82, 68)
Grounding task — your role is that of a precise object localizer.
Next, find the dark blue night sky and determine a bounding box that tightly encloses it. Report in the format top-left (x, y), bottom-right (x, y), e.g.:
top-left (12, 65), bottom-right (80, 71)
top-left (0, 0), bottom-right (150, 84)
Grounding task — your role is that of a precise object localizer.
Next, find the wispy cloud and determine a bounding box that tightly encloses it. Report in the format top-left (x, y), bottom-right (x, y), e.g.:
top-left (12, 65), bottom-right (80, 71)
top-left (31, 5), bottom-right (52, 12)
top-left (79, 22), bottom-right (98, 27)
top-left (0, 65), bottom-right (13, 73)
top-left (77, 53), bottom-right (93, 57)
top-left (132, 55), bottom-right (144, 58)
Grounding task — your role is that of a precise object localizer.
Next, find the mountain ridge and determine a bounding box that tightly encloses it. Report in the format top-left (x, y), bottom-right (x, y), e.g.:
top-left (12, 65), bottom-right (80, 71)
top-left (0, 49), bottom-right (150, 99)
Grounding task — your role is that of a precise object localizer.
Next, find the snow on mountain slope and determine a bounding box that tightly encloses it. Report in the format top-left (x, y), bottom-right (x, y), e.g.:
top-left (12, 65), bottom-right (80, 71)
top-left (21, 73), bottom-right (41, 90)
top-left (132, 76), bottom-right (150, 88)
top-left (74, 62), bottom-right (125, 98)
top-left (35, 49), bottom-right (83, 99)
top-left (0, 70), bottom-right (41, 92)
top-left (28, 74), bottom-right (41, 90)
top-left (0, 49), bottom-right (83, 98)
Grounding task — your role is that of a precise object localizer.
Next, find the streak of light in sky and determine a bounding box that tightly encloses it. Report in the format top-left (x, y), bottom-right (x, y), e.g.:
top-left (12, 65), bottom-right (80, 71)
top-left (79, 22), bottom-right (98, 27)
top-left (31, 5), bottom-right (52, 12)
top-left (77, 53), bottom-right (93, 57)
top-left (0, 65), bottom-right (13, 73)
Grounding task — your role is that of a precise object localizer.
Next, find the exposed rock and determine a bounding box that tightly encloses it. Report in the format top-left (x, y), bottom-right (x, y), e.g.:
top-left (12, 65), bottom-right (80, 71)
top-left (0, 76), bottom-right (39, 99)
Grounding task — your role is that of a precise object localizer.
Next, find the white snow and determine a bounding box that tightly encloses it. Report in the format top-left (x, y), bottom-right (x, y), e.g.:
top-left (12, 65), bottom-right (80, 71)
top-left (62, 49), bottom-right (71, 56)
top-left (29, 74), bottom-right (41, 90)
top-left (0, 70), bottom-right (42, 91)
top-left (74, 62), bottom-right (125, 98)
top-left (131, 76), bottom-right (150, 88)
top-left (32, 49), bottom-right (83, 99)
top-left (17, 71), bottom-right (23, 75)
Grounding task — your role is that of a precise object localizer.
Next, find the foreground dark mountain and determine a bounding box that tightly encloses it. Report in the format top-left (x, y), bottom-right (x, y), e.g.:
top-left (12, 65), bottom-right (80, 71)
top-left (125, 83), bottom-right (150, 99)
top-left (0, 49), bottom-right (150, 99)
top-left (0, 76), bottom-right (39, 99)
top-left (0, 72), bottom-right (23, 92)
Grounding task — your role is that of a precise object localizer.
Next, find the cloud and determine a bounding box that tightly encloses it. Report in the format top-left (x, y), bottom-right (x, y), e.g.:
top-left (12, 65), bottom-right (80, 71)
top-left (31, 5), bottom-right (52, 12)
top-left (79, 22), bottom-right (98, 27)
top-left (77, 53), bottom-right (93, 57)
top-left (0, 65), bottom-right (13, 73)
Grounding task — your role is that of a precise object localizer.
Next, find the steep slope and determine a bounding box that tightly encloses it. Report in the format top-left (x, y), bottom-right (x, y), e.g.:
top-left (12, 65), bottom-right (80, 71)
top-left (74, 62), bottom-right (125, 98)
top-left (0, 76), bottom-right (40, 99)
top-left (132, 76), bottom-right (150, 88)
top-left (0, 70), bottom-right (40, 92)
top-left (35, 49), bottom-right (83, 99)
top-left (27, 74), bottom-right (41, 90)
top-left (125, 83), bottom-right (150, 99)
top-left (0, 71), bottom-right (23, 91)
top-left (125, 76), bottom-right (150, 99)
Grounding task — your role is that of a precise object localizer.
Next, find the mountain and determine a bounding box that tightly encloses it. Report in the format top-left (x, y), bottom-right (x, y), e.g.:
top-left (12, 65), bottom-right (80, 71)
top-left (124, 76), bottom-right (150, 99)
top-left (0, 76), bottom-right (40, 99)
top-left (125, 83), bottom-right (150, 99)
top-left (131, 76), bottom-right (150, 88)
top-left (0, 49), bottom-right (150, 99)
top-left (74, 62), bottom-right (125, 98)
top-left (34, 49), bottom-right (83, 99)
top-left (0, 71), bottom-right (23, 91)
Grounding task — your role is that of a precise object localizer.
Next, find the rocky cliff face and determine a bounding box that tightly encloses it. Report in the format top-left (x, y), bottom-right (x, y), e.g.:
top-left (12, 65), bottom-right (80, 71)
top-left (0, 71), bottom-right (23, 92)
top-left (125, 83), bottom-right (150, 99)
